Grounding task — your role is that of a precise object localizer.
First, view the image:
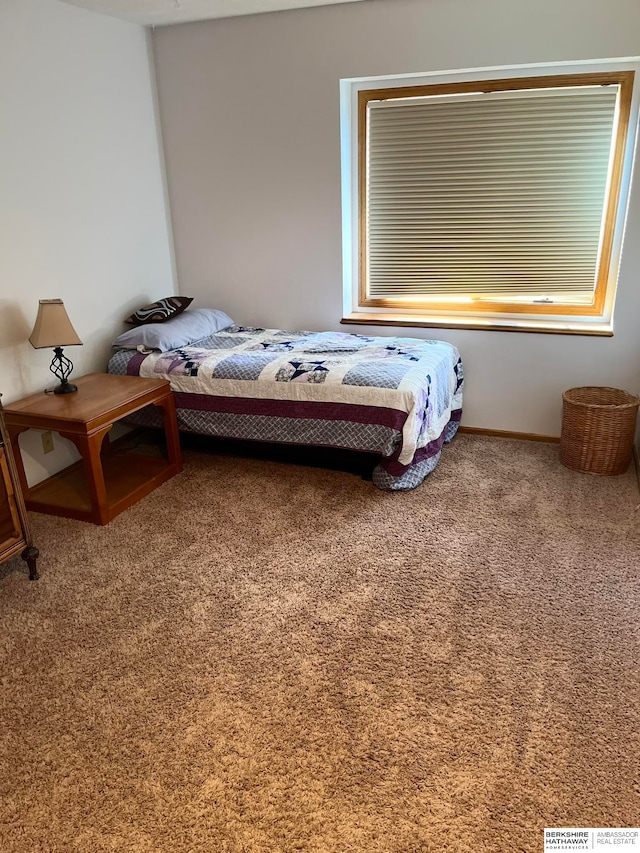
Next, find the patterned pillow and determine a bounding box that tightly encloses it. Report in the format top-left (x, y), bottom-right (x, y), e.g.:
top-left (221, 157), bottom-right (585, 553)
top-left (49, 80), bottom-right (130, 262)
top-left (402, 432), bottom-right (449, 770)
top-left (124, 296), bottom-right (193, 326)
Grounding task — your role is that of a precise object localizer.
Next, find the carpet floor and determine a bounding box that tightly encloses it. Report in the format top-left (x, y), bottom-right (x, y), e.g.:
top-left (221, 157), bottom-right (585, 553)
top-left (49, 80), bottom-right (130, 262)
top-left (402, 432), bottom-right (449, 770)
top-left (1, 435), bottom-right (639, 852)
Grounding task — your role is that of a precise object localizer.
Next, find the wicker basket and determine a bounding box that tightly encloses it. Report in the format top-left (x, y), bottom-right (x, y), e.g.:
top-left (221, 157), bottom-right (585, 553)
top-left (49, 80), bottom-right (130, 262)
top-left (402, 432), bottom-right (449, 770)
top-left (560, 386), bottom-right (640, 475)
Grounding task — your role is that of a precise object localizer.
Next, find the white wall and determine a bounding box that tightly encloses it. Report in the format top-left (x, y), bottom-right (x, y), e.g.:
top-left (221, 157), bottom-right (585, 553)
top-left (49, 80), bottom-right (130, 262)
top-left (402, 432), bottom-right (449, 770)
top-left (152, 0), bottom-right (640, 437)
top-left (0, 0), bottom-right (175, 483)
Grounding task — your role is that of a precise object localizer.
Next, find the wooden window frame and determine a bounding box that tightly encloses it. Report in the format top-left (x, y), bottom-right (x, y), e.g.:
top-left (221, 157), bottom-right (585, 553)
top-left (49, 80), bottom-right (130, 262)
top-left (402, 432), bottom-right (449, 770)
top-left (342, 64), bottom-right (639, 334)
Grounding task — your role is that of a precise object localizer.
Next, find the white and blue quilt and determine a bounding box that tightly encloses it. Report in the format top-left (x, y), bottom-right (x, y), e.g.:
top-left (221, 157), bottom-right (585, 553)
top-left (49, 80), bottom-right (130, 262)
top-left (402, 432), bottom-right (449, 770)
top-left (108, 326), bottom-right (463, 490)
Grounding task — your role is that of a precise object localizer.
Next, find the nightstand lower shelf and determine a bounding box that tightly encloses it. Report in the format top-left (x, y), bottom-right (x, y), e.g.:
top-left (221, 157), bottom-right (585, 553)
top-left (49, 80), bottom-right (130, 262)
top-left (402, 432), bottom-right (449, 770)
top-left (26, 451), bottom-right (174, 524)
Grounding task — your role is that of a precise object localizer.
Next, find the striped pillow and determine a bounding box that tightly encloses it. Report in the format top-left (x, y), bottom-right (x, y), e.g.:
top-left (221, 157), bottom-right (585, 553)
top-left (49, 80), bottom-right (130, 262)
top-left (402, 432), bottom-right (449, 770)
top-left (125, 296), bottom-right (193, 326)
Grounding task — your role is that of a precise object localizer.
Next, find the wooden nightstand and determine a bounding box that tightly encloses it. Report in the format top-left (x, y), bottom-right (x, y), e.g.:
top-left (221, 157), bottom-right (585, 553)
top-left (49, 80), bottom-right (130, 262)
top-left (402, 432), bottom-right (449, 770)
top-left (4, 373), bottom-right (183, 526)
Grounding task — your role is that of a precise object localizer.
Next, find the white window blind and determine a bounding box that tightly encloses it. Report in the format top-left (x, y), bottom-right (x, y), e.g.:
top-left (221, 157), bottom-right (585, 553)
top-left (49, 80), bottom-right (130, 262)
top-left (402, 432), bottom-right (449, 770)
top-left (366, 86), bottom-right (620, 303)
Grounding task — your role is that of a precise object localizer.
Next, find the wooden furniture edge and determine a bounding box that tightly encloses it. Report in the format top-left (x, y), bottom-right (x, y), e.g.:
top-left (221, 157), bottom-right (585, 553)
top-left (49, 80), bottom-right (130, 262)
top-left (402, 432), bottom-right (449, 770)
top-left (0, 398), bottom-right (39, 580)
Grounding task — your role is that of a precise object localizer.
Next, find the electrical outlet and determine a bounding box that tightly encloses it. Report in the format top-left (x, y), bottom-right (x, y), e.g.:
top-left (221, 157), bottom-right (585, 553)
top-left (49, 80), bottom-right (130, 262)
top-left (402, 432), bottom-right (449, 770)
top-left (41, 431), bottom-right (54, 454)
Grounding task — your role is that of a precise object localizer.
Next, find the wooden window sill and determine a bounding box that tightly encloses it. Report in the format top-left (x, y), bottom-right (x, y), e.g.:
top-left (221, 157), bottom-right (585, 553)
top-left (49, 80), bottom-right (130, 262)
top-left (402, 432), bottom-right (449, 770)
top-left (341, 313), bottom-right (614, 336)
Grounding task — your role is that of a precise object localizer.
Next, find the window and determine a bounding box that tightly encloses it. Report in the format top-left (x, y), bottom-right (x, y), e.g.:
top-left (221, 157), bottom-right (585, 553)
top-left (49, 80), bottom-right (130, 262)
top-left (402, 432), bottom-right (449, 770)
top-left (341, 62), bottom-right (640, 334)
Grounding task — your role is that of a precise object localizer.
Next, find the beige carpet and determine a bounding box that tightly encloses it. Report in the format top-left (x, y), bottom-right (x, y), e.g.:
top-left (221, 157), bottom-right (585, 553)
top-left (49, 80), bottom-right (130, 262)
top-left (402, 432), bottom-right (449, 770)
top-left (1, 435), bottom-right (639, 852)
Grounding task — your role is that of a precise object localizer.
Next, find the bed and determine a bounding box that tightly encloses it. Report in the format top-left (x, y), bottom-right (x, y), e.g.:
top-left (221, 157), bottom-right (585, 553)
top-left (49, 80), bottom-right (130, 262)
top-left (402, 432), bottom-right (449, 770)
top-left (107, 324), bottom-right (463, 491)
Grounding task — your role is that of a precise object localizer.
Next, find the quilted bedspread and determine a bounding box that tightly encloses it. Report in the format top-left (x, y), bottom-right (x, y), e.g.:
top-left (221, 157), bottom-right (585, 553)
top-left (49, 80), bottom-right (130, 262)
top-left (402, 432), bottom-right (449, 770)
top-left (109, 326), bottom-right (463, 490)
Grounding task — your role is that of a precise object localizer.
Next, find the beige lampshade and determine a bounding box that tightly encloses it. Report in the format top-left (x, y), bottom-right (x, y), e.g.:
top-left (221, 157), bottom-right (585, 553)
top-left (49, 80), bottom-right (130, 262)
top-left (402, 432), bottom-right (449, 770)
top-left (29, 299), bottom-right (82, 349)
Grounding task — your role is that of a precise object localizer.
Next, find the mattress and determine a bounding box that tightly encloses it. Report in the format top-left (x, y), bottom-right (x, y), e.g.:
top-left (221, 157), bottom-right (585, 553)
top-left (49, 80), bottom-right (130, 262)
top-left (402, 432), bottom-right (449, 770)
top-left (107, 326), bottom-right (463, 490)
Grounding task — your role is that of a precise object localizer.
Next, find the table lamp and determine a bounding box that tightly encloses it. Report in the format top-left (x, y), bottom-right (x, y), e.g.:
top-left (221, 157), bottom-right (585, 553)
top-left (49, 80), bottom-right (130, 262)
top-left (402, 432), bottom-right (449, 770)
top-left (29, 299), bottom-right (83, 394)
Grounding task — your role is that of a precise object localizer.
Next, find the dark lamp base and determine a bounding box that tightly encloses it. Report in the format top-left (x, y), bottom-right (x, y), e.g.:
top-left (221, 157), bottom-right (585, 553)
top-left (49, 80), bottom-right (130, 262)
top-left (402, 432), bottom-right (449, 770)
top-left (49, 347), bottom-right (78, 394)
top-left (53, 380), bottom-right (78, 395)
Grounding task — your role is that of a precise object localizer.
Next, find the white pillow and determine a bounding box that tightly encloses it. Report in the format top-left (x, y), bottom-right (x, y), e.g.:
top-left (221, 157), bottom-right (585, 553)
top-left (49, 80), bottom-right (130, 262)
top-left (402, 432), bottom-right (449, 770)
top-left (113, 308), bottom-right (234, 352)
